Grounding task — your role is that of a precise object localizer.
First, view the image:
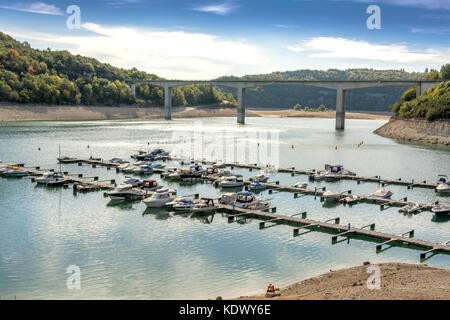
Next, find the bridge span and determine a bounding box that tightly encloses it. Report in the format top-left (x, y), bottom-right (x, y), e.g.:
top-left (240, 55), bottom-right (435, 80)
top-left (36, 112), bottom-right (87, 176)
top-left (126, 80), bottom-right (438, 130)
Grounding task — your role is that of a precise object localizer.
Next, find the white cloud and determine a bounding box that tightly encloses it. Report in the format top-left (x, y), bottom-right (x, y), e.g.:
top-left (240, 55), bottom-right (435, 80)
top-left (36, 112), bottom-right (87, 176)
top-left (7, 23), bottom-right (268, 79)
top-left (192, 1), bottom-right (238, 15)
top-left (0, 2), bottom-right (63, 15)
top-left (288, 37), bottom-right (448, 64)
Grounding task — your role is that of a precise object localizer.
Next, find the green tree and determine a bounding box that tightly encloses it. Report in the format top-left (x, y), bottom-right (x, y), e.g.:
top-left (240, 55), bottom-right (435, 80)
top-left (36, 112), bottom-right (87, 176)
top-left (441, 64), bottom-right (450, 80)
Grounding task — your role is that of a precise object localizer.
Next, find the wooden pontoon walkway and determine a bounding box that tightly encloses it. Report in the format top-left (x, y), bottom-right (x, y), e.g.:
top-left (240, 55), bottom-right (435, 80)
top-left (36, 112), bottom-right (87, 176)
top-left (55, 157), bottom-right (438, 211)
top-left (225, 162), bottom-right (438, 189)
top-left (0, 163), bottom-right (115, 190)
top-left (217, 204), bottom-right (450, 259)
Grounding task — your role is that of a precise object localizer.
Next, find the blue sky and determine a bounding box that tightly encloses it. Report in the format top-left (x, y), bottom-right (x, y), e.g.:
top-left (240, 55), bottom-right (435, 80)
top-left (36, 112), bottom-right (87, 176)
top-left (0, 0), bottom-right (449, 79)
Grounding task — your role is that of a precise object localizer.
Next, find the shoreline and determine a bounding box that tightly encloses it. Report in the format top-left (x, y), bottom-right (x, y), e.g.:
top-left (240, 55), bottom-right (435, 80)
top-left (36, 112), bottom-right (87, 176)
top-left (0, 104), bottom-right (390, 122)
top-left (236, 262), bottom-right (450, 300)
top-left (374, 117), bottom-right (450, 147)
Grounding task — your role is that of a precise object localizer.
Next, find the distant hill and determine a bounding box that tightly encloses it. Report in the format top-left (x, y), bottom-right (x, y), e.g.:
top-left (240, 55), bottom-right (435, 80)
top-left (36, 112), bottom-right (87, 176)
top-left (0, 32), bottom-right (231, 106)
top-left (215, 69), bottom-right (428, 111)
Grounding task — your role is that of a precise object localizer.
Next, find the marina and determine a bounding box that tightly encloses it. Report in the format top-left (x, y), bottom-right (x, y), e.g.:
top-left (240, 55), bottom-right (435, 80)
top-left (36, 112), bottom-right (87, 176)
top-left (0, 117), bottom-right (448, 300)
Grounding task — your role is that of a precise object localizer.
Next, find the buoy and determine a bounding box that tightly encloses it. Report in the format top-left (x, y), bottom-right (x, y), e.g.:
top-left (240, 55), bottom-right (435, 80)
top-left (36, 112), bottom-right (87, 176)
top-left (38, 147), bottom-right (41, 151)
top-left (87, 145), bottom-right (90, 148)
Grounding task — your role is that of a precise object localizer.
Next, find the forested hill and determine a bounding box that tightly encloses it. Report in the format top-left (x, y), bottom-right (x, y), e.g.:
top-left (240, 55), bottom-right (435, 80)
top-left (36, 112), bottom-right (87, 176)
top-left (216, 69), bottom-right (429, 111)
top-left (0, 32), bottom-right (232, 106)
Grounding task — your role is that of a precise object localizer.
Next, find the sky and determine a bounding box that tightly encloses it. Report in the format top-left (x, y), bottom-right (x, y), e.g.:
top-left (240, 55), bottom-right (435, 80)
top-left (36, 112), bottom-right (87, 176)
top-left (0, 0), bottom-right (449, 79)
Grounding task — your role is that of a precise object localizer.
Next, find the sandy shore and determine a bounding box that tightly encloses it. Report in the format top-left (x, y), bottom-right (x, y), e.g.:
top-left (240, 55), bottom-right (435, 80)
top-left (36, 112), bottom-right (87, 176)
top-left (374, 117), bottom-right (450, 147)
top-left (0, 104), bottom-right (389, 121)
top-left (236, 262), bottom-right (450, 300)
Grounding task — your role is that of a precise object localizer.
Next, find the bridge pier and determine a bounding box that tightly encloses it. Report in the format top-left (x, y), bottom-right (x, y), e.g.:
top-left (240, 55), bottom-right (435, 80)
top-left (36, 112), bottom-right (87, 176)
top-left (335, 87), bottom-right (346, 130)
top-left (416, 81), bottom-right (435, 98)
top-left (237, 87), bottom-right (246, 124)
top-left (130, 83), bottom-right (136, 97)
top-left (164, 86), bottom-right (172, 120)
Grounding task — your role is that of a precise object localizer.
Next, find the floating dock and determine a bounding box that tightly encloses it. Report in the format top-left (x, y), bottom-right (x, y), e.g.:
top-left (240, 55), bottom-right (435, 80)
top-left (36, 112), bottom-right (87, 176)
top-left (217, 204), bottom-right (450, 260)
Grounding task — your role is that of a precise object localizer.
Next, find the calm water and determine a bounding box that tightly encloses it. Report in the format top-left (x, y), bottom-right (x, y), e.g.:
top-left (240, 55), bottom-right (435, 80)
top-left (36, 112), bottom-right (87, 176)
top-left (0, 117), bottom-right (449, 299)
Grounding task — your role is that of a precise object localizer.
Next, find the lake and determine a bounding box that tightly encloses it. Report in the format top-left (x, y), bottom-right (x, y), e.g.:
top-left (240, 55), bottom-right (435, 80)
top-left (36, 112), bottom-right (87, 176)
top-left (0, 117), bottom-right (449, 299)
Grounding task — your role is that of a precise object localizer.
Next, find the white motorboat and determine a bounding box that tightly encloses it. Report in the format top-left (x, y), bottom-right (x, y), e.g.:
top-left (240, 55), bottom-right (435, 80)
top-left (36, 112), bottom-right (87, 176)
top-left (143, 189), bottom-right (175, 207)
top-left (1, 169), bottom-right (29, 177)
top-left (322, 190), bottom-right (340, 202)
top-left (310, 171), bottom-right (327, 181)
top-left (431, 204), bottom-right (450, 217)
top-left (105, 184), bottom-right (133, 197)
top-left (249, 174), bottom-right (269, 183)
top-left (220, 175), bottom-right (244, 188)
top-left (122, 166), bottom-right (138, 174)
top-left (436, 183), bottom-right (450, 194)
top-left (437, 174), bottom-right (448, 185)
top-left (235, 192), bottom-right (271, 210)
top-left (371, 189), bottom-right (393, 199)
top-left (141, 180), bottom-right (162, 192)
top-left (399, 203), bottom-right (422, 213)
top-left (293, 182), bottom-right (308, 188)
top-left (436, 175), bottom-right (450, 194)
top-left (172, 199), bottom-right (197, 211)
top-left (35, 172), bottom-right (63, 184)
top-left (218, 193), bottom-right (237, 205)
top-left (117, 163), bottom-right (133, 171)
top-left (339, 195), bottom-right (360, 205)
top-left (123, 178), bottom-right (143, 187)
top-left (212, 162), bottom-right (226, 168)
top-left (108, 188), bottom-right (144, 201)
top-left (192, 198), bottom-right (217, 212)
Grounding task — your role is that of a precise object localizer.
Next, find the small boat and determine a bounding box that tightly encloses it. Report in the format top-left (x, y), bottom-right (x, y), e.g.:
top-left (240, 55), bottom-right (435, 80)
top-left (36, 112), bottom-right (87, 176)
top-left (437, 174), bottom-right (448, 185)
top-left (339, 195), bottom-right (359, 205)
top-left (212, 162), bottom-right (226, 168)
top-left (235, 191), bottom-right (271, 210)
top-left (123, 178), bottom-right (143, 187)
top-left (143, 189), bottom-right (175, 207)
top-left (431, 204), bottom-right (450, 217)
top-left (371, 189), bottom-right (393, 199)
top-left (109, 158), bottom-right (128, 164)
top-left (218, 193), bottom-right (238, 205)
top-left (180, 164), bottom-right (204, 181)
top-left (436, 183), bottom-right (450, 194)
top-left (133, 165), bottom-right (153, 174)
top-left (105, 184), bottom-right (133, 197)
top-left (35, 172), bottom-right (62, 184)
top-left (108, 188), bottom-right (144, 201)
top-left (249, 181), bottom-right (266, 191)
top-left (293, 182), bottom-right (308, 188)
top-left (172, 199), bottom-right (197, 211)
top-left (192, 198), bottom-right (217, 212)
top-left (322, 190), bottom-right (340, 202)
top-left (310, 171), bottom-right (327, 181)
top-left (220, 175), bottom-right (244, 188)
top-left (249, 174), bottom-right (269, 183)
top-left (141, 179), bottom-right (162, 191)
top-left (122, 165), bottom-right (138, 173)
top-left (1, 169), bottom-right (29, 177)
top-left (399, 203), bottom-right (422, 213)
top-left (205, 167), bottom-right (219, 176)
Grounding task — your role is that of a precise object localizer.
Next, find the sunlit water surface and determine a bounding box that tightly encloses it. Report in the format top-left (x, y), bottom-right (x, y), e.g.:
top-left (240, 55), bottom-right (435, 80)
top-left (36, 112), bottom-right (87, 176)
top-left (0, 117), bottom-right (449, 299)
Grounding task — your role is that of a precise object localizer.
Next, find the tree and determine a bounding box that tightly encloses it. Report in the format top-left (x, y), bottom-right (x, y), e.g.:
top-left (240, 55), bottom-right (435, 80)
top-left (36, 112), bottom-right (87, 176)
top-left (441, 64), bottom-right (450, 80)
top-left (424, 71), bottom-right (440, 80)
top-left (293, 103), bottom-right (302, 110)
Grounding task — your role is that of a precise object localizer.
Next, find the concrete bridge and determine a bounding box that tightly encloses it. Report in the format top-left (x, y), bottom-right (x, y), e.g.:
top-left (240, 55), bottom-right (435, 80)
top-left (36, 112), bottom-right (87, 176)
top-left (126, 80), bottom-right (438, 130)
